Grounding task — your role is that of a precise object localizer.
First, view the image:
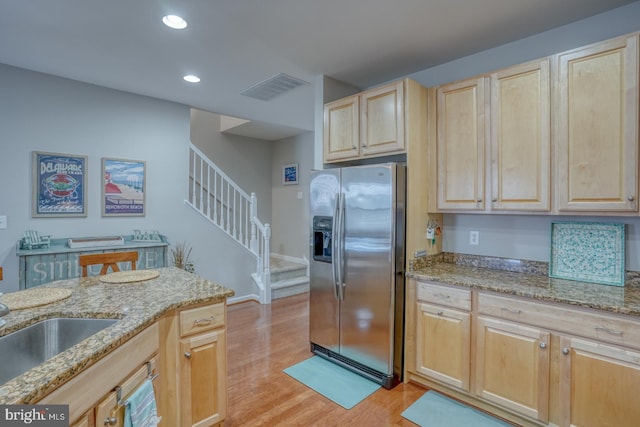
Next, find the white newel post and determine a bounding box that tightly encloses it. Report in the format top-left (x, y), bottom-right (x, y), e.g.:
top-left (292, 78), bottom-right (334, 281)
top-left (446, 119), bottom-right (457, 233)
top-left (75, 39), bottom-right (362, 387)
top-left (263, 223), bottom-right (271, 304)
top-left (250, 193), bottom-right (258, 253)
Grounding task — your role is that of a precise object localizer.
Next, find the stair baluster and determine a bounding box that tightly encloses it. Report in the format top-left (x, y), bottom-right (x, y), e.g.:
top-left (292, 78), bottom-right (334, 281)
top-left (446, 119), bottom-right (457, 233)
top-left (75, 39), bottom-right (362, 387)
top-left (186, 142), bottom-right (271, 303)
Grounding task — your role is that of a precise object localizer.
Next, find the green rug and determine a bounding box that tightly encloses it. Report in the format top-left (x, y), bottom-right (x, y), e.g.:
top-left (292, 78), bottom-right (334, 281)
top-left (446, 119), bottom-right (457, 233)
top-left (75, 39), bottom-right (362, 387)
top-left (283, 356), bottom-right (381, 409)
top-left (402, 391), bottom-right (513, 427)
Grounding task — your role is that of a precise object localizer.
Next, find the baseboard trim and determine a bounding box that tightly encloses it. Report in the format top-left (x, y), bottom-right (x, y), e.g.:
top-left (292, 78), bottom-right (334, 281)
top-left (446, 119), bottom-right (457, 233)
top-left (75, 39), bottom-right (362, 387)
top-left (227, 294), bottom-right (261, 305)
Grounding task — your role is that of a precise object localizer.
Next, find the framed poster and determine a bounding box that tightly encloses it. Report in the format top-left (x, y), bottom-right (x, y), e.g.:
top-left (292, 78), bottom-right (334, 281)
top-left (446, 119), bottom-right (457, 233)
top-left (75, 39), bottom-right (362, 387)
top-left (283, 163), bottom-right (298, 185)
top-left (102, 158), bottom-right (146, 217)
top-left (32, 151), bottom-right (88, 217)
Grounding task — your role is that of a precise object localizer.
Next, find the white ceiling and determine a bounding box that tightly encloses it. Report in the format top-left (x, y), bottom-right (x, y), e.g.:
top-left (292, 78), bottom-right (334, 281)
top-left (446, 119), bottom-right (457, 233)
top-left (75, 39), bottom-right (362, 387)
top-left (0, 0), bottom-right (636, 140)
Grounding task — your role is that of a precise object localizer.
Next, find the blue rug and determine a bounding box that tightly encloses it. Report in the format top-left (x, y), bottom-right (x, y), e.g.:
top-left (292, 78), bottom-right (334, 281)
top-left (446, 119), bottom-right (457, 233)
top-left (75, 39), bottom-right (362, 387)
top-left (402, 390), bottom-right (513, 427)
top-left (283, 356), bottom-right (381, 409)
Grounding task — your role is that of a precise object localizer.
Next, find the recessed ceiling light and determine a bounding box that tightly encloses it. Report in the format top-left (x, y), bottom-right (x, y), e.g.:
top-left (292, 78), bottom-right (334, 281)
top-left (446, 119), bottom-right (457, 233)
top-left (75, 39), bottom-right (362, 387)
top-left (162, 15), bottom-right (187, 30)
top-left (183, 75), bottom-right (200, 83)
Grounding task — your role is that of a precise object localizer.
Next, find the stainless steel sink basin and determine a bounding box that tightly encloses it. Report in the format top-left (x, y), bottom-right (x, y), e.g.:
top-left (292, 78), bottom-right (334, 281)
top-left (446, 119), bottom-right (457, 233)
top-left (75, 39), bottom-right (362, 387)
top-left (0, 317), bottom-right (118, 384)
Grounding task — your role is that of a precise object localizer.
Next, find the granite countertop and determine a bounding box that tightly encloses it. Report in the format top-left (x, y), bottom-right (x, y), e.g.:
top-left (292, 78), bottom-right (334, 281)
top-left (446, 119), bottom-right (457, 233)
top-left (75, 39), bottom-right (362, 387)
top-left (0, 267), bottom-right (234, 404)
top-left (407, 263), bottom-right (640, 317)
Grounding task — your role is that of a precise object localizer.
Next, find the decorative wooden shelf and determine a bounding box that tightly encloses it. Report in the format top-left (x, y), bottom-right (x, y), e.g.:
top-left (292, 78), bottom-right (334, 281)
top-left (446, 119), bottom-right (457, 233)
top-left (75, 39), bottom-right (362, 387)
top-left (16, 234), bottom-right (169, 289)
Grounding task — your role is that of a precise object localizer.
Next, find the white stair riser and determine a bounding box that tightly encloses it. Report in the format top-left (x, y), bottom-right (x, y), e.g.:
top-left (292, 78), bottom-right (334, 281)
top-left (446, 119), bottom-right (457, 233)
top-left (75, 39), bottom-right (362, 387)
top-left (272, 281), bottom-right (309, 299)
top-left (270, 267), bottom-right (307, 283)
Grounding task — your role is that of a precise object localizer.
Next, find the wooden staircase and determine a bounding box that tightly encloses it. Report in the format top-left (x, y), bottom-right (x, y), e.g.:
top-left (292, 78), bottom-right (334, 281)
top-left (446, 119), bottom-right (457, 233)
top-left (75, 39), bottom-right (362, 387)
top-left (270, 256), bottom-right (309, 300)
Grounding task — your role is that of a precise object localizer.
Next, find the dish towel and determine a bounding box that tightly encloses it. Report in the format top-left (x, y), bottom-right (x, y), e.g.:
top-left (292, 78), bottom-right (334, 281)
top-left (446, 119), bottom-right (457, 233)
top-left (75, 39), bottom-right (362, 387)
top-left (124, 379), bottom-right (161, 427)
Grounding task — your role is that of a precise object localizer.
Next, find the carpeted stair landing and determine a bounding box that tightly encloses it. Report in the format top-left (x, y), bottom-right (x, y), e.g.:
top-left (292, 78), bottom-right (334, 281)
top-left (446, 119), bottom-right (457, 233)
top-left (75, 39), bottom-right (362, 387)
top-left (270, 255), bottom-right (308, 299)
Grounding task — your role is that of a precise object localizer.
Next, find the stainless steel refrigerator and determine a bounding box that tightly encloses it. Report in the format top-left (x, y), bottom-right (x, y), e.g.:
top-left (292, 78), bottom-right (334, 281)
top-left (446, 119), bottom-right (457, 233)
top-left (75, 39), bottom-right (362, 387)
top-left (309, 163), bottom-right (405, 389)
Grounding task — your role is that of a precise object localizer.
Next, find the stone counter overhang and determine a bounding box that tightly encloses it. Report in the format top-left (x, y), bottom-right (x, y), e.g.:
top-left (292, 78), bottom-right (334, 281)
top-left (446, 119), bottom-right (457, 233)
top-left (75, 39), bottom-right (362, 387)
top-left (0, 267), bottom-right (234, 404)
top-left (407, 262), bottom-right (640, 318)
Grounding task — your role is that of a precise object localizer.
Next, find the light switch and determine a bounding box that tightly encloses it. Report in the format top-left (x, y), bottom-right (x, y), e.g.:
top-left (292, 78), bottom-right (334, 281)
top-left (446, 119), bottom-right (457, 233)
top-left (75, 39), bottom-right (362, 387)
top-left (297, 191), bottom-right (303, 200)
top-left (0, 215), bottom-right (6, 230)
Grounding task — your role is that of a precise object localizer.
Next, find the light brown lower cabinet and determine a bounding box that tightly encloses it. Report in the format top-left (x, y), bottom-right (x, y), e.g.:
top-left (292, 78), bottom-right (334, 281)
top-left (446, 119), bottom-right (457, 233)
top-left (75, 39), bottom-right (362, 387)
top-left (475, 316), bottom-right (550, 423)
top-left (180, 328), bottom-right (227, 427)
top-left (37, 300), bottom-right (229, 427)
top-left (407, 279), bottom-right (640, 427)
top-left (416, 302), bottom-right (471, 392)
top-left (94, 354), bottom-right (160, 427)
top-left (559, 336), bottom-right (640, 427)
top-left (38, 324), bottom-right (159, 426)
top-left (69, 410), bottom-right (94, 427)
top-left (159, 301), bottom-right (228, 427)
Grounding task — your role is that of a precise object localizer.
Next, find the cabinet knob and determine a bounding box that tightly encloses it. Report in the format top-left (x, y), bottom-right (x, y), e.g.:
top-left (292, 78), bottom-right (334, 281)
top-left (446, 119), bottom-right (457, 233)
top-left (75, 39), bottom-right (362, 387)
top-left (562, 348), bottom-right (570, 355)
top-left (437, 311), bottom-right (444, 316)
top-left (539, 342), bottom-right (547, 349)
top-left (477, 199), bottom-right (482, 203)
top-left (491, 198), bottom-right (497, 203)
top-left (628, 196), bottom-right (635, 202)
top-left (105, 417), bottom-right (117, 426)
top-left (184, 352), bottom-right (192, 359)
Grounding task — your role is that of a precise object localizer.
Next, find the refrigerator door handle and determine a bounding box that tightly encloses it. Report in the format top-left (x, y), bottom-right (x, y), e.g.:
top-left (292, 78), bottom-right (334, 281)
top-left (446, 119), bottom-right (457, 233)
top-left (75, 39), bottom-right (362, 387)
top-left (331, 192), bottom-right (340, 300)
top-left (338, 192), bottom-right (346, 301)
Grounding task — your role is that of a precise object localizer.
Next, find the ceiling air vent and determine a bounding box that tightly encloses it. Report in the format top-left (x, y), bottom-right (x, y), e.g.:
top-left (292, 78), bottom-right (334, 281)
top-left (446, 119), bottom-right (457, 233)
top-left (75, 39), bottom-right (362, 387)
top-left (241, 73), bottom-right (309, 101)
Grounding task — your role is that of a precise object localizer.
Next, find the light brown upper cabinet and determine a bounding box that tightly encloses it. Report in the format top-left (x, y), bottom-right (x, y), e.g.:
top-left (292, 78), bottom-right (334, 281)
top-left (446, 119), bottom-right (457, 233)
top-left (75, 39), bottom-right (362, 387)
top-left (432, 32), bottom-right (640, 215)
top-left (435, 60), bottom-right (551, 213)
top-left (324, 95), bottom-right (360, 162)
top-left (360, 80), bottom-right (405, 156)
top-left (490, 59), bottom-right (551, 211)
top-left (324, 80), bottom-right (405, 163)
top-left (555, 33), bottom-right (639, 212)
top-left (435, 76), bottom-right (487, 210)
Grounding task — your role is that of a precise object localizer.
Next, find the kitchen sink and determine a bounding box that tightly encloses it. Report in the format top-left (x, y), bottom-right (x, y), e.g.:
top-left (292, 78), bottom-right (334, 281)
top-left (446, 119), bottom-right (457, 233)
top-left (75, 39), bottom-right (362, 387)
top-left (0, 317), bottom-right (118, 384)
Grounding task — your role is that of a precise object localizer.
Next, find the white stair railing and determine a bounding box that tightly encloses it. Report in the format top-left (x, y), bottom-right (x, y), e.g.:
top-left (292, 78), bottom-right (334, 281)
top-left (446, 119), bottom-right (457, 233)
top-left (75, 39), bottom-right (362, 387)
top-left (186, 143), bottom-right (271, 304)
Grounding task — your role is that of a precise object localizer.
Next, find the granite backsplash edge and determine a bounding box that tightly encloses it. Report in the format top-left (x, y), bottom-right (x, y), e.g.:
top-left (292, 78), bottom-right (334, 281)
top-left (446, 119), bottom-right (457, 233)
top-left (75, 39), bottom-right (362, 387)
top-left (409, 252), bottom-right (640, 284)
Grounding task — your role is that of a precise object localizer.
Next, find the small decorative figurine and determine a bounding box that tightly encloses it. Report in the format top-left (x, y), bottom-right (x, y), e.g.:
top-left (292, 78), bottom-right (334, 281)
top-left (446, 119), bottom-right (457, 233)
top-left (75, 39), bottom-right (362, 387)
top-left (20, 230), bottom-right (52, 250)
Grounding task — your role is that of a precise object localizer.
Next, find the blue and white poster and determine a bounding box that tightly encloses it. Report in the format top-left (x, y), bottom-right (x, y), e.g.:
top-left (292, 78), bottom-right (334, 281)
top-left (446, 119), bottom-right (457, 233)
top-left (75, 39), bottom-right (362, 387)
top-left (102, 158), bottom-right (146, 216)
top-left (283, 163), bottom-right (298, 185)
top-left (32, 151), bottom-right (87, 217)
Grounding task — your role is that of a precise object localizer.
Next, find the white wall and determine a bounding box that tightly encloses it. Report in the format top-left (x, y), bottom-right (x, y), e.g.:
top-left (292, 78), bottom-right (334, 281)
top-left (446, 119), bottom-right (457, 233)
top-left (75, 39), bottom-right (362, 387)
top-left (271, 132), bottom-right (314, 259)
top-left (443, 214), bottom-right (640, 270)
top-left (0, 64), bottom-right (256, 298)
top-left (190, 109), bottom-right (273, 222)
top-left (408, 2), bottom-right (640, 88)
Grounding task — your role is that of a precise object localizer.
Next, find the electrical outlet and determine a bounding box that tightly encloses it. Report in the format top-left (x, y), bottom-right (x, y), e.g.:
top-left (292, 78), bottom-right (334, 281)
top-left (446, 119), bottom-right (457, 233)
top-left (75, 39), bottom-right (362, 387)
top-left (0, 215), bottom-right (6, 230)
top-left (469, 230), bottom-right (479, 245)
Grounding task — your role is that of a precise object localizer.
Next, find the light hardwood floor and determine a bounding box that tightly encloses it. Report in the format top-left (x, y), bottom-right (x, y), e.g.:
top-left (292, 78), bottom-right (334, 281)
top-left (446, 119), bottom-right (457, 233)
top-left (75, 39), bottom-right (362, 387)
top-left (225, 292), bottom-right (427, 426)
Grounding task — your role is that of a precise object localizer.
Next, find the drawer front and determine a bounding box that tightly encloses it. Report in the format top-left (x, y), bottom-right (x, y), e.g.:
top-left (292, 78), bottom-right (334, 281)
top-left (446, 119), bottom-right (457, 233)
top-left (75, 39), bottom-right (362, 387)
top-left (180, 303), bottom-right (225, 337)
top-left (417, 281), bottom-right (471, 311)
top-left (478, 292), bottom-right (640, 350)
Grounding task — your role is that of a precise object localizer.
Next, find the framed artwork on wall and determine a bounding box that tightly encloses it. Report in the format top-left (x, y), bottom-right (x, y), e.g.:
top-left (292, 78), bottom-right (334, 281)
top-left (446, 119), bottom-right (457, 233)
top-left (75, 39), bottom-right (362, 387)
top-left (32, 151), bottom-right (88, 217)
top-left (283, 163), bottom-right (298, 185)
top-left (102, 157), bottom-right (146, 217)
